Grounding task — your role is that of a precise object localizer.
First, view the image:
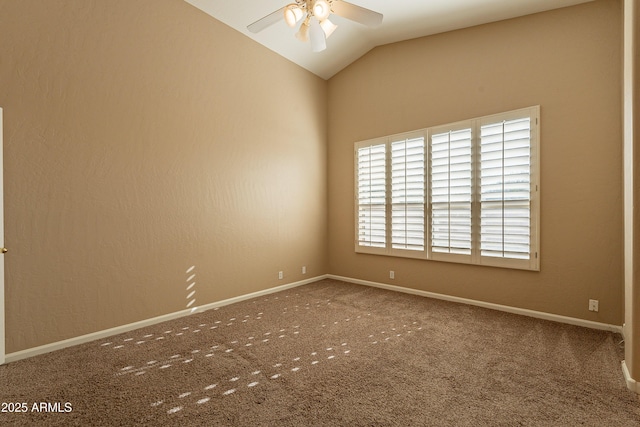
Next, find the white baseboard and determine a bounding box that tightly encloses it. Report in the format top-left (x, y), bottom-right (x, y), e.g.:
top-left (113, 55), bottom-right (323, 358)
top-left (328, 275), bottom-right (624, 334)
top-left (622, 361), bottom-right (639, 394)
top-left (5, 275), bottom-right (327, 364)
top-left (4, 273), bottom-right (624, 364)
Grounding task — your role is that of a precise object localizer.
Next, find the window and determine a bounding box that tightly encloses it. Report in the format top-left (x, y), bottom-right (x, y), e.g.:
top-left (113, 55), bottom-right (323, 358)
top-left (430, 125), bottom-right (473, 262)
top-left (356, 143), bottom-right (386, 249)
top-left (355, 106), bottom-right (540, 271)
top-left (391, 134), bottom-right (425, 252)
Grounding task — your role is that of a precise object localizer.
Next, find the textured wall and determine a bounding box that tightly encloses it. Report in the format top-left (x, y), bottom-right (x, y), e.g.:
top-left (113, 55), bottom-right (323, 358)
top-left (624, 0), bottom-right (640, 387)
top-left (635, 0), bottom-right (640, 385)
top-left (0, 0), bottom-right (327, 353)
top-left (327, 0), bottom-right (623, 324)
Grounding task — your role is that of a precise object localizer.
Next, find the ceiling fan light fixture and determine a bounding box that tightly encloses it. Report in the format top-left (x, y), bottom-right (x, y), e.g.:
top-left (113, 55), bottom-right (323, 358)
top-left (247, 0), bottom-right (383, 54)
top-left (284, 4), bottom-right (304, 28)
top-left (312, 0), bottom-right (331, 21)
top-left (309, 16), bottom-right (327, 52)
top-left (320, 18), bottom-right (337, 39)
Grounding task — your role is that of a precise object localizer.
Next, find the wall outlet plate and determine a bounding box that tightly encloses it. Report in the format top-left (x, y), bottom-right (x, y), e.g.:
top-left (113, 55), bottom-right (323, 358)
top-left (588, 299), bottom-right (599, 312)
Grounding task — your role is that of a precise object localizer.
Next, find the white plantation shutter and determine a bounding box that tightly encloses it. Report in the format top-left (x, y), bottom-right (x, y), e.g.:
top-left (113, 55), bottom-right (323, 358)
top-left (354, 106), bottom-right (539, 270)
top-left (430, 128), bottom-right (472, 257)
top-left (480, 117), bottom-right (532, 261)
top-left (391, 136), bottom-right (425, 251)
top-left (356, 143), bottom-right (386, 249)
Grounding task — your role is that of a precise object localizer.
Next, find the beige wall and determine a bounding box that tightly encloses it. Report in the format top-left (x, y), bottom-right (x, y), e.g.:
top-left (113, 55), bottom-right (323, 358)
top-left (635, 0), bottom-right (640, 385)
top-left (328, 0), bottom-right (624, 324)
top-left (0, 0), bottom-right (630, 357)
top-left (0, 0), bottom-right (328, 353)
top-left (624, 0), bottom-right (640, 386)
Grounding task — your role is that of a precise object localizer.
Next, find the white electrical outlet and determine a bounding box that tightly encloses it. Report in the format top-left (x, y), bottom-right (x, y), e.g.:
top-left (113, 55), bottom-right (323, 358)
top-left (302, 266), bottom-right (306, 274)
top-left (390, 270), bottom-right (395, 279)
top-left (278, 271), bottom-right (283, 280)
top-left (588, 299), bottom-right (599, 312)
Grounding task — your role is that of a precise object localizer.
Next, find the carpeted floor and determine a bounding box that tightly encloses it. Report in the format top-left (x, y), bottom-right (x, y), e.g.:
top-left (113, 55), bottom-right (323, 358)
top-left (0, 278), bottom-right (638, 426)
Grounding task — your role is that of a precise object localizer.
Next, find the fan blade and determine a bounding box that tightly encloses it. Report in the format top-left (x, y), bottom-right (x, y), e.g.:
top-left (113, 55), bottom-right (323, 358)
top-left (309, 17), bottom-right (327, 52)
top-left (331, 1), bottom-right (383, 27)
top-left (247, 7), bottom-right (286, 33)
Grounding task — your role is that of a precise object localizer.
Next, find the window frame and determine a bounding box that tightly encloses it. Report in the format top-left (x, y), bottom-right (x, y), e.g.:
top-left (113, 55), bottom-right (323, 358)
top-left (354, 130), bottom-right (428, 260)
top-left (354, 141), bottom-right (388, 256)
top-left (354, 106), bottom-right (540, 271)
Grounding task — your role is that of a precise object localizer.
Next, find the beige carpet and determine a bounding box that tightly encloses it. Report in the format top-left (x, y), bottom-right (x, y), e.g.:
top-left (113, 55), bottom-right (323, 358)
top-left (0, 278), bottom-right (638, 426)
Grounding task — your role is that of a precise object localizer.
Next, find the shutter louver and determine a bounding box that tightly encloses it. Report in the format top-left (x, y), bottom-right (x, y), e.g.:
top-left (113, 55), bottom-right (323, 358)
top-left (357, 144), bottom-right (386, 248)
top-left (391, 137), bottom-right (425, 251)
top-left (480, 118), bottom-right (531, 260)
top-left (430, 129), bottom-right (472, 255)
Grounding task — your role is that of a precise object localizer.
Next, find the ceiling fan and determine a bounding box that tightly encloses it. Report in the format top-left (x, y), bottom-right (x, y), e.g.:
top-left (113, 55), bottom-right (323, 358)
top-left (247, 0), bottom-right (383, 52)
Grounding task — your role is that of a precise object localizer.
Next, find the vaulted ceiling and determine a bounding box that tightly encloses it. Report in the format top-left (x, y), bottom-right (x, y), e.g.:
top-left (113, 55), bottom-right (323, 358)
top-left (184, 0), bottom-right (594, 79)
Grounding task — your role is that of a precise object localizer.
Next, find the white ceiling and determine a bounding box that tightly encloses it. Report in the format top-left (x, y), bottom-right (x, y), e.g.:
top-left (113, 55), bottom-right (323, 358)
top-left (184, 0), bottom-right (594, 80)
